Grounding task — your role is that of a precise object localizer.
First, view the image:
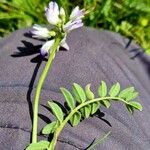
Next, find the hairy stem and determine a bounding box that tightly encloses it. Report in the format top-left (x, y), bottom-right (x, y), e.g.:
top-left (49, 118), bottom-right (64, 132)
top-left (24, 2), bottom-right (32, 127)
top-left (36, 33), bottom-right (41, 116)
top-left (48, 97), bottom-right (129, 149)
top-left (32, 37), bottom-right (61, 143)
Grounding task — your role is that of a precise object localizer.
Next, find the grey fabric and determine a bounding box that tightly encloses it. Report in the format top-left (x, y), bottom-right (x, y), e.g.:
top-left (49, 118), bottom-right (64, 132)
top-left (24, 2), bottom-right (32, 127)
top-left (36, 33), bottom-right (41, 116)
top-left (0, 27), bottom-right (150, 150)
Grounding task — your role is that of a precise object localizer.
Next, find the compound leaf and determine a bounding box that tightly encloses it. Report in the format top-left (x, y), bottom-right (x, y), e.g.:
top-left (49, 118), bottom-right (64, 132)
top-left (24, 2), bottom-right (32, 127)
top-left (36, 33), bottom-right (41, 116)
top-left (42, 121), bottom-right (58, 135)
top-left (47, 101), bottom-right (64, 123)
top-left (119, 87), bottom-right (134, 99)
top-left (100, 100), bottom-right (110, 108)
top-left (126, 92), bottom-right (139, 101)
top-left (98, 81), bottom-right (107, 97)
top-left (60, 87), bottom-right (75, 110)
top-left (128, 101), bottom-right (143, 111)
top-left (85, 84), bottom-right (95, 100)
top-left (109, 82), bottom-right (120, 97)
top-left (72, 83), bottom-right (86, 103)
top-left (91, 102), bottom-right (100, 115)
top-left (70, 111), bottom-right (81, 127)
top-left (26, 140), bottom-right (49, 150)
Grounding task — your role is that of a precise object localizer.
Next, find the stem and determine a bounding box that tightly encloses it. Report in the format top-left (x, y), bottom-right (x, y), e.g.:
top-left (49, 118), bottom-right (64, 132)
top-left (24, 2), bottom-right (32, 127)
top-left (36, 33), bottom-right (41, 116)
top-left (48, 97), bottom-right (128, 149)
top-left (32, 37), bottom-right (61, 143)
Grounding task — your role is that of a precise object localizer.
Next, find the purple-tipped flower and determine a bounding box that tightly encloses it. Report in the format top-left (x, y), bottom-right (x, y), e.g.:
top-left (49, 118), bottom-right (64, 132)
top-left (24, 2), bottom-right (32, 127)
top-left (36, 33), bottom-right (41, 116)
top-left (45, 2), bottom-right (60, 25)
top-left (31, 24), bottom-right (51, 39)
top-left (31, 1), bottom-right (86, 57)
top-left (70, 6), bottom-right (86, 21)
top-left (40, 39), bottom-right (55, 56)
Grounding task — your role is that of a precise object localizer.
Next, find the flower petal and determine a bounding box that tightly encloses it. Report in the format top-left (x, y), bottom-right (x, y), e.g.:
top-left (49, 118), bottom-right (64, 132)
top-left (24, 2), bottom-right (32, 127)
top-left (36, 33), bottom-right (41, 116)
top-left (40, 39), bottom-right (55, 56)
top-left (31, 24), bottom-right (50, 39)
top-left (70, 6), bottom-right (85, 21)
top-left (63, 19), bottom-right (83, 32)
top-left (60, 37), bottom-right (69, 50)
top-left (45, 2), bottom-right (60, 25)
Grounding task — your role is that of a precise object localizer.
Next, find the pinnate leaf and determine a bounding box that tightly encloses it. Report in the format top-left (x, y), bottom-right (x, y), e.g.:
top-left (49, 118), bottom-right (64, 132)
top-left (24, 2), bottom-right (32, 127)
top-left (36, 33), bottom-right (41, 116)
top-left (70, 111), bottom-right (81, 126)
top-left (119, 87), bottom-right (134, 99)
top-left (128, 101), bottom-right (143, 111)
top-left (48, 101), bottom-right (64, 123)
top-left (85, 84), bottom-right (95, 100)
top-left (80, 105), bottom-right (91, 118)
top-left (126, 104), bottom-right (134, 114)
top-left (98, 81), bottom-right (107, 97)
top-left (126, 92), bottom-right (139, 101)
top-left (72, 83), bottom-right (86, 103)
top-left (60, 87), bottom-right (75, 110)
top-left (26, 141), bottom-right (49, 150)
top-left (100, 100), bottom-right (110, 108)
top-left (109, 82), bottom-right (120, 97)
top-left (42, 121), bottom-right (58, 135)
top-left (91, 102), bottom-right (100, 115)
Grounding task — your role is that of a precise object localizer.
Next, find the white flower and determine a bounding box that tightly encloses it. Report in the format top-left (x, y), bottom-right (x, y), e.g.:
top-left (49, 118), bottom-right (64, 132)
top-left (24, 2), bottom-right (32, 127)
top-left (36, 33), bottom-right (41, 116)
top-left (31, 2), bottom-right (86, 57)
top-left (60, 36), bottom-right (69, 51)
top-left (31, 24), bottom-right (50, 39)
top-left (63, 19), bottom-right (83, 33)
top-left (45, 2), bottom-right (60, 25)
top-left (40, 39), bottom-right (55, 56)
top-left (70, 6), bottom-right (85, 21)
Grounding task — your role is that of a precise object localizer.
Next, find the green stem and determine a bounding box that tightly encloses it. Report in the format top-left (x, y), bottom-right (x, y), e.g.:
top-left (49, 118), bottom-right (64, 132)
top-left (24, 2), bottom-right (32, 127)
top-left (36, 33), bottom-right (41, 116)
top-left (48, 97), bottom-right (129, 149)
top-left (32, 37), bottom-right (61, 143)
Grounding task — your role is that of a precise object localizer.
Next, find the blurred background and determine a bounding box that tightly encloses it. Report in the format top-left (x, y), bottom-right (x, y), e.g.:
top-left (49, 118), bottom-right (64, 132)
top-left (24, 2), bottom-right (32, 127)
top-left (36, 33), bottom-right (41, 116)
top-left (0, 0), bottom-right (150, 54)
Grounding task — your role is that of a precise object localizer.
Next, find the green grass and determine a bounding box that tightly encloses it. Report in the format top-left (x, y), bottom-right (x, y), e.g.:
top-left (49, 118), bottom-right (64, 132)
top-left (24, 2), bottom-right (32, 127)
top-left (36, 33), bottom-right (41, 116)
top-left (0, 0), bottom-right (150, 54)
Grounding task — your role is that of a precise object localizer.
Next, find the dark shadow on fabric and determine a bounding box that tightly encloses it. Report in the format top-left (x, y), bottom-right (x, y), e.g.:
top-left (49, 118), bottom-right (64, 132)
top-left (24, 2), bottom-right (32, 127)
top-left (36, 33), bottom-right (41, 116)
top-left (84, 138), bottom-right (95, 150)
top-left (11, 40), bottom-right (41, 57)
top-left (95, 110), bottom-right (112, 127)
top-left (130, 49), bottom-right (150, 79)
top-left (38, 113), bottom-right (51, 124)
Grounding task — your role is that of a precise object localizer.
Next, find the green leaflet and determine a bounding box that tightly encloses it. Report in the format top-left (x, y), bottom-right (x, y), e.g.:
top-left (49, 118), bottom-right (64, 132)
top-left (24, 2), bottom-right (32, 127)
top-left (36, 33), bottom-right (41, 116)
top-left (91, 102), bottom-right (100, 115)
top-left (98, 81), bottom-right (107, 97)
top-left (80, 105), bottom-right (91, 118)
top-left (126, 104), bottom-right (134, 114)
top-left (70, 111), bottom-right (81, 127)
top-left (72, 83), bottom-right (86, 103)
top-left (126, 92), bottom-right (139, 101)
top-left (26, 140), bottom-right (49, 150)
top-left (60, 87), bottom-right (75, 110)
top-left (118, 87), bottom-right (134, 99)
top-left (85, 84), bottom-right (95, 100)
top-left (100, 100), bottom-right (111, 108)
top-left (48, 101), bottom-right (64, 123)
top-left (109, 82), bottom-right (120, 97)
top-left (42, 121), bottom-right (58, 135)
top-left (128, 101), bottom-right (143, 111)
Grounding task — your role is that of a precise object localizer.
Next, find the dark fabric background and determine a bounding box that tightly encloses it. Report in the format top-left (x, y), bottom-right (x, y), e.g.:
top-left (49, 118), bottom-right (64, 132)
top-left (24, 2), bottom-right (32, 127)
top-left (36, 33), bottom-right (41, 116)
top-left (0, 27), bottom-right (150, 150)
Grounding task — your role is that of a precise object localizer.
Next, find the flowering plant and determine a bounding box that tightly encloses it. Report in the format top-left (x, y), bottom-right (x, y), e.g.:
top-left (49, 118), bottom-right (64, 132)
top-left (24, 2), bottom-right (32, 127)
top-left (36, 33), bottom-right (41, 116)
top-left (26, 1), bottom-right (142, 150)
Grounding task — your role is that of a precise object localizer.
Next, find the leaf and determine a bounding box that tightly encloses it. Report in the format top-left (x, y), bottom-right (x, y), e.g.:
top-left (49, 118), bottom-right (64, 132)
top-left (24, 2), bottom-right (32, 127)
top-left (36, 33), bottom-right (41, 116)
top-left (47, 101), bottom-right (64, 123)
top-left (98, 81), bottom-right (107, 97)
top-left (60, 87), bottom-right (75, 110)
top-left (80, 105), bottom-right (91, 118)
top-left (119, 87), bottom-right (135, 99)
top-left (72, 83), bottom-right (86, 103)
top-left (26, 140), bottom-right (49, 150)
top-left (128, 101), bottom-right (143, 111)
top-left (85, 84), bottom-right (95, 100)
top-left (126, 92), bottom-right (139, 101)
top-left (109, 82), bottom-right (120, 97)
top-left (42, 121), bottom-right (58, 135)
top-left (100, 100), bottom-right (110, 108)
top-left (70, 111), bottom-right (81, 126)
top-left (126, 104), bottom-right (134, 114)
top-left (91, 102), bottom-right (100, 115)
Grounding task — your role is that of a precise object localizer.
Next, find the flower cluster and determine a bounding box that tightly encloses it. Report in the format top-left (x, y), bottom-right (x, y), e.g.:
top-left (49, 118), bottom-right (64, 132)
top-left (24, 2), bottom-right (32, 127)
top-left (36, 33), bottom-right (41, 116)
top-left (31, 2), bottom-right (86, 56)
